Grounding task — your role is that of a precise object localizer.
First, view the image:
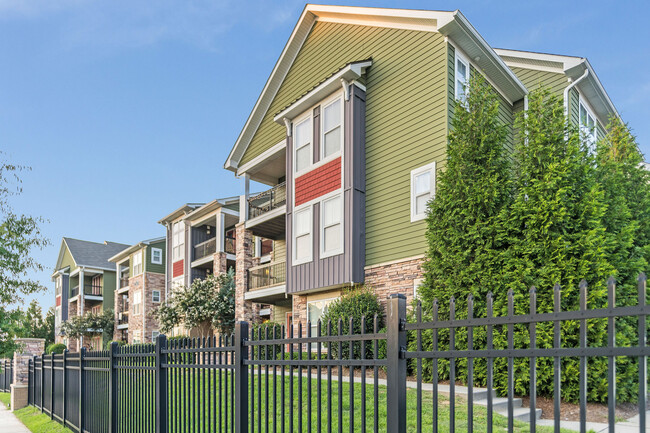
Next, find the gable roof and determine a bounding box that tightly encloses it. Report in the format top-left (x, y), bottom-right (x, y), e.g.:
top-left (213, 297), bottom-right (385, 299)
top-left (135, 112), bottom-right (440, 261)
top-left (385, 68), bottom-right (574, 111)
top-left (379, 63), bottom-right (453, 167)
top-left (157, 203), bottom-right (204, 225)
top-left (57, 238), bottom-right (130, 272)
top-left (224, 4), bottom-right (527, 172)
top-left (108, 236), bottom-right (166, 263)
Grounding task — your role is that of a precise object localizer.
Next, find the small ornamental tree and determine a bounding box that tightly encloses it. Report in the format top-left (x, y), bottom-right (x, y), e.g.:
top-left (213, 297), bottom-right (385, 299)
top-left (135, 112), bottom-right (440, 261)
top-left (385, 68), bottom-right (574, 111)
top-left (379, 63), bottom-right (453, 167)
top-left (60, 309), bottom-right (115, 343)
top-left (152, 268), bottom-right (235, 338)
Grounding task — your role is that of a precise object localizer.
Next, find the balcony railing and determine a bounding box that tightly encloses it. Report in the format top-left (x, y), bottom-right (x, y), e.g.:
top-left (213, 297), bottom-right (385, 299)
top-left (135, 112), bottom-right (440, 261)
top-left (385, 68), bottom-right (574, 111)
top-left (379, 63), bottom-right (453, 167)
top-left (70, 284), bottom-right (103, 298)
top-left (118, 312), bottom-right (129, 325)
top-left (194, 237), bottom-right (216, 261)
top-left (119, 277), bottom-right (129, 289)
top-left (247, 261), bottom-right (286, 291)
top-left (225, 236), bottom-right (236, 255)
top-left (248, 182), bottom-right (286, 219)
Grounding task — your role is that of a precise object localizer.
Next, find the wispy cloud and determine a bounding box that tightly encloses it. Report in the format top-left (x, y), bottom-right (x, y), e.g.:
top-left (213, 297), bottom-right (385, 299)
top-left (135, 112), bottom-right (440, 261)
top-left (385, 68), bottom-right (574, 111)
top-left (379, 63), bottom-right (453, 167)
top-left (0, 0), bottom-right (300, 52)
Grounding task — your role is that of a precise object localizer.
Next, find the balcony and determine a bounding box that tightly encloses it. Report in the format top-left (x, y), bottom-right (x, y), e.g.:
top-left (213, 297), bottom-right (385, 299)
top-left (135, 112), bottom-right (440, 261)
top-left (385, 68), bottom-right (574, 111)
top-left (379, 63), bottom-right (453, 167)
top-left (117, 312), bottom-right (129, 326)
top-left (119, 277), bottom-right (129, 289)
top-left (194, 237), bottom-right (216, 261)
top-left (245, 261), bottom-right (286, 303)
top-left (225, 235), bottom-right (236, 255)
top-left (70, 284), bottom-right (103, 299)
top-left (246, 182), bottom-right (286, 240)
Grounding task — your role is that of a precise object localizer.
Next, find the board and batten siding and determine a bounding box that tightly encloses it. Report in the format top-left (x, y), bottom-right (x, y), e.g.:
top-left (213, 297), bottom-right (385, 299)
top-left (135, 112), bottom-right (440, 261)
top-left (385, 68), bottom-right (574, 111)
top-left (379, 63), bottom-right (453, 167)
top-left (286, 85), bottom-right (366, 293)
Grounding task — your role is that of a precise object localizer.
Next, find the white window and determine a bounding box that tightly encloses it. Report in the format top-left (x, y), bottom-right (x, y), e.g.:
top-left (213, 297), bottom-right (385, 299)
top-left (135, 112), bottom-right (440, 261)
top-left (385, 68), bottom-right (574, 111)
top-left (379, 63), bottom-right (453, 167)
top-left (151, 248), bottom-right (163, 265)
top-left (294, 116), bottom-right (312, 173)
top-left (55, 306), bottom-right (61, 330)
top-left (413, 278), bottom-right (424, 299)
top-left (133, 330), bottom-right (142, 344)
top-left (321, 195), bottom-right (343, 257)
top-left (132, 252), bottom-right (143, 276)
top-left (307, 298), bottom-right (336, 340)
top-left (133, 290), bottom-right (142, 315)
top-left (55, 276), bottom-right (62, 296)
top-left (411, 162), bottom-right (436, 222)
top-left (322, 97), bottom-right (342, 159)
top-left (152, 330), bottom-right (160, 341)
top-left (171, 278), bottom-right (184, 297)
top-left (293, 206), bottom-right (312, 264)
top-left (579, 99), bottom-right (597, 148)
top-left (172, 222), bottom-right (185, 261)
top-left (455, 50), bottom-right (470, 104)
top-left (152, 290), bottom-right (161, 303)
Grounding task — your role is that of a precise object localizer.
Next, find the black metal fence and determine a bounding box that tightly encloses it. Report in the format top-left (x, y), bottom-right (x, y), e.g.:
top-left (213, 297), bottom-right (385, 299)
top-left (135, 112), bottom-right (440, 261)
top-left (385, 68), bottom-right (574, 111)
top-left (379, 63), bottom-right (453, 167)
top-left (27, 275), bottom-right (650, 433)
top-left (0, 358), bottom-right (12, 392)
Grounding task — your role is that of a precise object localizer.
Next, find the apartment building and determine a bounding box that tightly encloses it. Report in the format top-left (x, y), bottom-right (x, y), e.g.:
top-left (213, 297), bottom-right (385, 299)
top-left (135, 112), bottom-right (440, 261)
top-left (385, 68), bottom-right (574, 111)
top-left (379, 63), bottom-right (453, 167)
top-left (108, 237), bottom-right (166, 344)
top-left (53, 238), bottom-right (129, 350)
top-left (223, 5), bottom-right (619, 332)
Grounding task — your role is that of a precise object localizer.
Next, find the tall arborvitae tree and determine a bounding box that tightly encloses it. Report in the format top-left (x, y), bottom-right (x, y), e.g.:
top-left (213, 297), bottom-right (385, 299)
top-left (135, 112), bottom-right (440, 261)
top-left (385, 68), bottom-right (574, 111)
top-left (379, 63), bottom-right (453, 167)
top-left (419, 74), bottom-right (511, 319)
top-left (496, 88), bottom-right (613, 402)
top-left (594, 118), bottom-right (650, 402)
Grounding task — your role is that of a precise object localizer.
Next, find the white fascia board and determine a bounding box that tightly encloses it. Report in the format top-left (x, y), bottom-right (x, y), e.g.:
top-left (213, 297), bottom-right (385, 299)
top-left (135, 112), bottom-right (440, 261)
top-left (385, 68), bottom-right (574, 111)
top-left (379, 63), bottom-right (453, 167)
top-left (494, 48), bottom-right (584, 71)
top-left (273, 60), bottom-right (372, 123)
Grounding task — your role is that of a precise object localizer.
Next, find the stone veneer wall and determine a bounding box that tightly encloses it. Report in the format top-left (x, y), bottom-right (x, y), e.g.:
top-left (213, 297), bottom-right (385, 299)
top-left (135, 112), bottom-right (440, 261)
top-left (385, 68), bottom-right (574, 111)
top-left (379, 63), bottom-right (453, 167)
top-left (11, 338), bottom-right (45, 411)
top-left (235, 223), bottom-right (261, 322)
top-left (126, 272), bottom-right (166, 344)
top-left (214, 251), bottom-right (228, 274)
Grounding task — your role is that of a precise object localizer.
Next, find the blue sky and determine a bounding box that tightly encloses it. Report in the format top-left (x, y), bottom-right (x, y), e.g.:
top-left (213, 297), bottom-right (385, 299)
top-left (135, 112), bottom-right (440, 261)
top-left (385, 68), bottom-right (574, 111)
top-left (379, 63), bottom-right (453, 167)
top-left (2, 0), bottom-right (648, 312)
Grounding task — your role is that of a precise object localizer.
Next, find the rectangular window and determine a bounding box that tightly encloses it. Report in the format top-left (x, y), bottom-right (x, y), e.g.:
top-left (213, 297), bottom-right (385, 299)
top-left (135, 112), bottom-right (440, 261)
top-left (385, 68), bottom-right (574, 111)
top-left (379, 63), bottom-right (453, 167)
top-left (151, 247), bottom-right (163, 265)
top-left (132, 252), bottom-right (143, 276)
top-left (152, 290), bottom-right (161, 303)
top-left (321, 195), bottom-right (343, 257)
top-left (322, 98), bottom-right (342, 159)
top-left (293, 206), bottom-right (312, 264)
top-left (171, 278), bottom-right (184, 297)
top-left (152, 330), bottom-right (160, 341)
top-left (307, 298), bottom-right (336, 341)
top-left (411, 162), bottom-right (436, 222)
top-left (455, 50), bottom-right (470, 104)
top-left (172, 222), bottom-right (185, 261)
top-left (579, 99), bottom-right (597, 148)
top-left (133, 290), bottom-right (142, 315)
top-left (133, 330), bottom-right (142, 344)
top-left (294, 116), bottom-right (312, 173)
top-left (55, 276), bottom-right (62, 296)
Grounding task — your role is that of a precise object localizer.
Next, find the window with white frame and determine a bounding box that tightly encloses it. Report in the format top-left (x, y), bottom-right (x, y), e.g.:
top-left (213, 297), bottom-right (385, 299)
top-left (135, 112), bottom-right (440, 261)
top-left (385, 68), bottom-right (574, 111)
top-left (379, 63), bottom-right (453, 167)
top-left (413, 278), bottom-right (424, 299)
top-left (55, 276), bottom-right (62, 296)
top-left (307, 298), bottom-right (336, 341)
top-left (152, 330), bottom-right (160, 341)
top-left (294, 117), bottom-right (312, 173)
top-left (411, 162), bottom-right (436, 222)
top-left (152, 290), bottom-right (161, 303)
top-left (172, 222), bottom-right (184, 261)
top-left (55, 306), bottom-right (61, 329)
top-left (321, 195), bottom-right (343, 257)
top-left (133, 290), bottom-right (142, 315)
top-left (132, 252), bottom-right (143, 276)
top-left (455, 50), bottom-right (470, 104)
top-left (133, 330), bottom-right (142, 344)
top-left (322, 97), bottom-right (342, 159)
top-left (171, 278), bottom-right (184, 297)
top-left (151, 247), bottom-right (163, 265)
top-left (579, 99), bottom-right (597, 148)
top-left (293, 206), bottom-right (312, 264)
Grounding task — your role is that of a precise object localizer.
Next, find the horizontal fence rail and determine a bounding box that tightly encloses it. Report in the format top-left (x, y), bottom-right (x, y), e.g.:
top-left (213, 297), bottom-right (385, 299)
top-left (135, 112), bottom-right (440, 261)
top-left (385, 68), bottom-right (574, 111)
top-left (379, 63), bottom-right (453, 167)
top-left (24, 274), bottom-right (650, 433)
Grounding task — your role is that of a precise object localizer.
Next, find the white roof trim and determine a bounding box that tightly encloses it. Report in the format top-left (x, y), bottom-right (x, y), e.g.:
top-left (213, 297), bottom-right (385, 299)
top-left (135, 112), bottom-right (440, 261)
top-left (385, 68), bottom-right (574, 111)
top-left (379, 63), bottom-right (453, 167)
top-left (236, 139), bottom-right (286, 177)
top-left (273, 60), bottom-right (372, 123)
top-left (224, 5), bottom-right (528, 172)
top-left (494, 48), bottom-right (584, 72)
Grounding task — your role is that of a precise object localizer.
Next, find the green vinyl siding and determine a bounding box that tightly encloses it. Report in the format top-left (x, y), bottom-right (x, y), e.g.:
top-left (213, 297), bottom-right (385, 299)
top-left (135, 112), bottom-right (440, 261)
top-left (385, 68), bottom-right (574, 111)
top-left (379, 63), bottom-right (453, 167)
top-left (103, 272), bottom-right (115, 314)
top-left (240, 21), bottom-right (449, 266)
top-left (509, 67), bottom-right (567, 96)
top-left (147, 240), bottom-right (166, 274)
top-left (59, 246), bottom-right (77, 273)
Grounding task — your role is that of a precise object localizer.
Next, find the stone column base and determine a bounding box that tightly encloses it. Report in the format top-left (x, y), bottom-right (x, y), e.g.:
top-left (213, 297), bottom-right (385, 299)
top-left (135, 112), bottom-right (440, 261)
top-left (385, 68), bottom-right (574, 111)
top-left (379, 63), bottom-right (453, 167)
top-left (10, 384), bottom-right (28, 411)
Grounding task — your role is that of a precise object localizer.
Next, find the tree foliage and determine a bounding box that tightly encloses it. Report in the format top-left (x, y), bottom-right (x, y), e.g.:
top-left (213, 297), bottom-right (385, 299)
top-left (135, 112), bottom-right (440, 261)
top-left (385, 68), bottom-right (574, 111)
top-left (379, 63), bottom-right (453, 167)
top-left (60, 309), bottom-right (114, 342)
top-left (0, 158), bottom-right (49, 305)
top-left (0, 300), bottom-right (55, 357)
top-left (152, 269), bottom-right (235, 338)
top-left (419, 77), bottom-right (649, 403)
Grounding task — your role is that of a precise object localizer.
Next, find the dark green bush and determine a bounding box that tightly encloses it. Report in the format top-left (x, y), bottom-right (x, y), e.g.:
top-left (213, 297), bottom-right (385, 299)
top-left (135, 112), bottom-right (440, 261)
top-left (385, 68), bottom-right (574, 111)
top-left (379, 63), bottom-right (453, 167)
top-left (46, 343), bottom-right (66, 354)
top-left (104, 340), bottom-right (126, 350)
top-left (320, 287), bottom-right (385, 359)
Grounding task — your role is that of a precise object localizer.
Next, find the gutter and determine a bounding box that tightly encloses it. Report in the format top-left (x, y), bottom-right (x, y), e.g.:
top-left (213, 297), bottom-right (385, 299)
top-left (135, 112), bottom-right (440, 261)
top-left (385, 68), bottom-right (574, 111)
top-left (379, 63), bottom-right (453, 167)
top-left (563, 68), bottom-right (589, 118)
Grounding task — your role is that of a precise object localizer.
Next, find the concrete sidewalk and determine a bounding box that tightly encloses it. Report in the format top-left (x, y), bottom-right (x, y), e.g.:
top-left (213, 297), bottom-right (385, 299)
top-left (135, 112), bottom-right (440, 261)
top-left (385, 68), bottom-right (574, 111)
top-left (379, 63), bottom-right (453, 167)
top-left (0, 401), bottom-right (30, 433)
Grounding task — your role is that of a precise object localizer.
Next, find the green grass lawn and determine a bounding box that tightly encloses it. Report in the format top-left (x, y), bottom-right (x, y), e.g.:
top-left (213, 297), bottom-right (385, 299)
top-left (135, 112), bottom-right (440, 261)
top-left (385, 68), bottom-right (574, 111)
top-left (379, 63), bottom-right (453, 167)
top-left (0, 392), bottom-right (73, 433)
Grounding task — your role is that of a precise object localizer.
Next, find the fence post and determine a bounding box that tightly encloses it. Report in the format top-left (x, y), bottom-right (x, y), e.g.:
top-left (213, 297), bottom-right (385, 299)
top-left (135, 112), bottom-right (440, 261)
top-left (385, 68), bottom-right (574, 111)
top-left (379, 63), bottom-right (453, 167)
top-left (108, 342), bottom-right (118, 433)
top-left (40, 352), bottom-right (45, 413)
top-left (234, 321), bottom-right (249, 433)
top-left (62, 349), bottom-right (67, 426)
top-left (50, 353), bottom-right (54, 419)
top-left (79, 348), bottom-right (85, 433)
top-left (386, 294), bottom-right (407, 433)
top-left (155, 334), bottom-right (168, 433)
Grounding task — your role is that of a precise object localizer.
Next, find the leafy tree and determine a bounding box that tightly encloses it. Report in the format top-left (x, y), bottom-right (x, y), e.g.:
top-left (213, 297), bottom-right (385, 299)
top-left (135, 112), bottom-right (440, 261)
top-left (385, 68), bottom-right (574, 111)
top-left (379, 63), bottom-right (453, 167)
top-left (152, 269), bottom-right (235, 338)
top-left (419, 74), bottom-right (512, 320)
top-left (0, 306), bottom-right (24, 357)
top-left (18, 300), bottom-right (55, 347)
top-left (61, 310), bottom-right (114, 344)
top-left (0, 158), bottom-right (49, 305)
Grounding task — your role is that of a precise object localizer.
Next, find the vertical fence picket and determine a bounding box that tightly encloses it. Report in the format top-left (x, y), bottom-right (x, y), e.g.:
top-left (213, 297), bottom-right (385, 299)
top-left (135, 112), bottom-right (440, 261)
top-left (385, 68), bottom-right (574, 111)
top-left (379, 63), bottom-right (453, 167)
top-left (416, 302), bottom-right (422, 433)
top-left (529, 287), bottom-right (537, 431)
top-left (234, 321), bottom-right (248, 433)
top-left (486, 293), bottom-right (494, 433)
top-left (79, 348), bottom-right (85, 432)
top-left (432, 300), bottom-right (438, 433)
top-left (467, 294), bottom-right (474, 433)
top-left (109, 342), bottom-right (118, 433)
top-left (553, 284), bottom-right (561, 433)
top-left (607, 277), bottom-right (616, 433)
top-left (156, 334), bottom-right (168, 433)
top-left (638, 273), bottom-right (647, 433)
top-left (507, 289), bottom-right (514, 433)
top-left (62, 349), bottom-right (67, 426)
top-left (41, 351), bottom-right (45, 414)
top-left (579, 280), bottom-right (588, 433)
top-left (450, 296), bottom-right (456, 433)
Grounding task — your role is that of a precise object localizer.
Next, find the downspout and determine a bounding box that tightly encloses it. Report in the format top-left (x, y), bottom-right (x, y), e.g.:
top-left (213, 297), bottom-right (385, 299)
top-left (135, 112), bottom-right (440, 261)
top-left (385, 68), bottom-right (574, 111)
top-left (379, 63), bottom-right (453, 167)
top-left (563, 68), bottom-right (589, 118)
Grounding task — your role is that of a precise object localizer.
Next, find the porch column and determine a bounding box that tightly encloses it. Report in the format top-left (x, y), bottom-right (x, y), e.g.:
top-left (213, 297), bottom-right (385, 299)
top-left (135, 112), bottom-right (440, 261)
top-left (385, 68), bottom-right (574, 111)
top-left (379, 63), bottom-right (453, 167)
top-left (11, 338), bottom-right (45, 411)
top-left (235, 223), bottom-right (258, 322)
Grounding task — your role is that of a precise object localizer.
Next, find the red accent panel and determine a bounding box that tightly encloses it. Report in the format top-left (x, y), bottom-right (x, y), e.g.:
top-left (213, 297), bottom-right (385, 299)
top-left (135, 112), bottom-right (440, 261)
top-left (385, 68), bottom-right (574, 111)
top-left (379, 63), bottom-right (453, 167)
top-left (56, 296), bottom-right (61, 307)
top-left (173, 260), bottom-right (184, 278)
top-left (295, 157), bottom-right (341, 206)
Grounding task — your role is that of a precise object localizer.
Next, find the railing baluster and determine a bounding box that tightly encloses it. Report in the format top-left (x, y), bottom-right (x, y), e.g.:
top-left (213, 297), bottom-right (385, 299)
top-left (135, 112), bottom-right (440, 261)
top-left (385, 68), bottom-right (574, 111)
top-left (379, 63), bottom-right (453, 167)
top-left (530, 286), bottom-right (537, 431)
top-left (607, 277), bottom-right (616, 433)
top-left (579, 280), bottom-right (588, 433)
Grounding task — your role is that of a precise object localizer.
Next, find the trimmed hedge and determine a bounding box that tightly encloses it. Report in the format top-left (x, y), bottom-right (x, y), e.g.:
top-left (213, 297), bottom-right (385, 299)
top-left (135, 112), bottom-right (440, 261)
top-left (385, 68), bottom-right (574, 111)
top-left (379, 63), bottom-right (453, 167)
top-left (46, 343), bottom-right (66, 354)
